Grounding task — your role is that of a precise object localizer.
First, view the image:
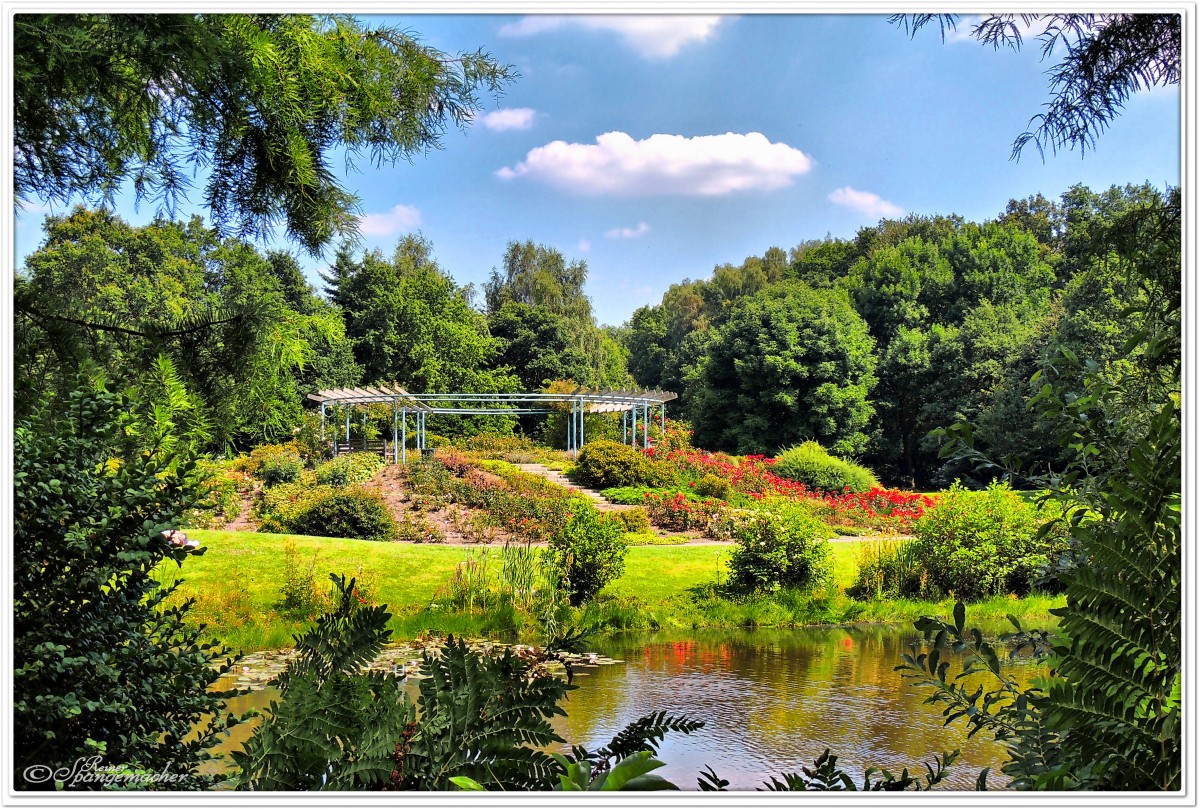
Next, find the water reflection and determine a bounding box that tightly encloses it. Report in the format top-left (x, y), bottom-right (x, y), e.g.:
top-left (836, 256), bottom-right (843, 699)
top-left (214, 626), bottom-right (1039, 791)
top-left (553, 626), bottom-right (1037, 790)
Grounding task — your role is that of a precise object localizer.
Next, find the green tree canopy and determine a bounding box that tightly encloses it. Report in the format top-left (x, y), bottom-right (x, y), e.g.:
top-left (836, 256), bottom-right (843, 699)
top-left (15, 207), bottom-right (351, 448)
top-left (687, 283), bottom-right (877, 456)
top-left (488, 302), bottom-right (590, 391)
top-left (14, 14), bottom-right (515, 253)
top-left (326, 234), bottom-right (516, 395)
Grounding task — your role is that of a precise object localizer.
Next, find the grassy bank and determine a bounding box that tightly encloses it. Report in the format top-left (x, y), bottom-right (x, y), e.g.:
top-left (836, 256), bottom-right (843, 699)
top-left (166, 530), bottom-right (1064, 651)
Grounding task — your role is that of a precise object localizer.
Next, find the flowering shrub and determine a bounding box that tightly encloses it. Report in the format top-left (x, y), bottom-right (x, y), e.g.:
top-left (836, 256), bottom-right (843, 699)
top-left (253, 475), bottom-right (336, 533)
top-left (183, 460), bottom-right (254, 529)
top-left (726, 500), bottom-right (834, 594)
top-left (643, 491), bottom-right (732, 539)
top-left (231, 441), bottom-right (304, 475)
top-left (809, 488), bottom-right (937, 534)
top-left (912, 481), bottom-right (1069, 599)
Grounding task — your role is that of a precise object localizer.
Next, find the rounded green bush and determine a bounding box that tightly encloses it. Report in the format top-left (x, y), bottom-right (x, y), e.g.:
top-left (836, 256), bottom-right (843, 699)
top-left (289, 488), bottom-right (399, 542)
top-left (772, 441), bottom-right (879, 494)
top-left (547, 499), bottom-right (629, 606)
top-left (314, 452), bottom-right (385, 487)
top-left (259, 455), bottom-right (302, 487)
top-left (692, 473), bottom-right (733, 501)
top-left (726, 499), bottom-right (833, 594)
top-left (912, 481), bottom-right (1069, 599)
top-left (574, 440), bottom-right (665, 490)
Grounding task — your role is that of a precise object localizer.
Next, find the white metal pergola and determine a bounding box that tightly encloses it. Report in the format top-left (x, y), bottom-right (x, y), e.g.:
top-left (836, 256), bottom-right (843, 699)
top-left (306, 386), bottom-right (678, 462)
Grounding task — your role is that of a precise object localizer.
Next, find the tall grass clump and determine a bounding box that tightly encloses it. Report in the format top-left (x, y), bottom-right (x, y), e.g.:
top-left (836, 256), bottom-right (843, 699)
top-left (847, 537), bottom-right (931, 600)
top-left (773, 441), bottom-right (879, 494)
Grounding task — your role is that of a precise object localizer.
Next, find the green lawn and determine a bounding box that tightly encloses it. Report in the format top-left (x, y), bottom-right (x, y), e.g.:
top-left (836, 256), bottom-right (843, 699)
top-left (170, 530), bottom-right (1059, 651)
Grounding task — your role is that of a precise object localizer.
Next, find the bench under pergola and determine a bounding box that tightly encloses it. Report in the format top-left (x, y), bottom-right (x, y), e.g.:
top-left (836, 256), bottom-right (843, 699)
top-left (306, 386), bottom-right (678, 462)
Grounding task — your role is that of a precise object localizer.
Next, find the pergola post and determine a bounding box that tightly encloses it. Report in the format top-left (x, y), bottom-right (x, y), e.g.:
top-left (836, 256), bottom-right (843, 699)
top-left (344, 407), bottom-right (351, 451)
top-left (362, 409), bottom-right (367, 451)
top-left (661, 403), bottom-right (666, 442)
top-left (401, 407), bottom-right (407, 464)
top-left (567, 400), bottom-right (574, 454)
top-left (578, 398), bottom-right (585, 449)
top-left (320, 403), bottom-right (326, 446)
top-left (393, 399), bottom-right (399, 464)
top-left (643, 401), bottom-right (649, 449)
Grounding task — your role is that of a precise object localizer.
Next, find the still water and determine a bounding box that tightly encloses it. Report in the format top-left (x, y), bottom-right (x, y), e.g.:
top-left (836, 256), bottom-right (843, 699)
top-left (218, 625), bottom-right (1036, 791)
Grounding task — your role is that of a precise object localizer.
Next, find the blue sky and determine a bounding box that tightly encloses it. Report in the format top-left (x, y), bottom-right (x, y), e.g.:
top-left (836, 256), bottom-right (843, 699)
top-left (13, 13), bottom-right (1181, 326)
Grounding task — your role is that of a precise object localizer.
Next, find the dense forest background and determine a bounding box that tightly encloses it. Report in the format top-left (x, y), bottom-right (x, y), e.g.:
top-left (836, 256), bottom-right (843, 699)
top-left (15, 181), bottom-right (1173, 488)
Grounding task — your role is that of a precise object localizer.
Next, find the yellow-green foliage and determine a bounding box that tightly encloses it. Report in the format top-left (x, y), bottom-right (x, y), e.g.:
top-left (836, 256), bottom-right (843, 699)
top-left (610, 507), bottom-right (651, 534)
top-left (183, 459), bottom-right (254, 529)
top-left (773, 441), bottom-right (879, 494)
top-left (314, 452), bottom-right (385, 487)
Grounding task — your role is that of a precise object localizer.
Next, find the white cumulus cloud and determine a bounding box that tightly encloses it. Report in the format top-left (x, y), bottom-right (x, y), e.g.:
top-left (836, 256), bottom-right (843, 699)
top-left (606, 221), bottom-right (651, 239)
top-left (828, 187), bottom-right (904, 219)
top-left (357, 204), bottom-right (422, 236)
top-left (577, 238), bottom-right (592, 253)
top-left (482, 108), bottom-right (537, 131)
top-left (496, 131), bottom-right (813, 196)
top-left (499, 15), bottom-right (727, 59)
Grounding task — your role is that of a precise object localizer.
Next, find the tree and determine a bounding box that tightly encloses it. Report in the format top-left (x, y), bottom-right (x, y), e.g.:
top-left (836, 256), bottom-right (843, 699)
top-left (892, 14), bottom-right (1180, 159)
top-left (14, 14), bottom-right (515, 253)
top-left (15, 207), bottom-right (349, 448)
top-left (326, 234), bottom-right (519, 436)
top-left (483, 239), bottom-right (631, 388)
top-left (688, 283), bottom-right (877, 456)
top-left (489, 302), bottom-right (589, 391)
top-left (14, 377), bottom-right (238, 789)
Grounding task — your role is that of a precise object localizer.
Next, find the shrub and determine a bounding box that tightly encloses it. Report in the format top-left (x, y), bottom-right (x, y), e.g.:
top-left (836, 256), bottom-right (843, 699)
top-left (847, 538), bottom-right (931, 599)
top-left (726, 500), bottom-right (834, 594)
top-left (289, 488), bottom-right (399, 542)
top-left (232, 441), bottom-right (303, 476)
top-left (395, 513), bottom-right (446, 543)
top-left (260, 455), bottom-right (302, 486)
top-left (456, 433), bottom-right (539, 461)
top-left (252, 476), bottom-right (334, 533)
top-left (772, 441), bottom-right (879, 494)
top-left (314, 452), bottom-right (385, 487)
top-left (692, 473), bottom-right (732, 501)
top-left (574, 440), bottom-right (665, 490)
top-left (547, 499), bottom-right (628, 606)
top-left (602, 485), bottom-right (676, 505)
top-left (643, 491), bottom-right (730, 536)
top-left (183, 459), bottom-right (254, 529)
top-left (610, 506), bottom-right (651, 534)
top-left (14, 381), bottom-right (236, 788)
top-left (911, 481), bottom-right (1069, 600)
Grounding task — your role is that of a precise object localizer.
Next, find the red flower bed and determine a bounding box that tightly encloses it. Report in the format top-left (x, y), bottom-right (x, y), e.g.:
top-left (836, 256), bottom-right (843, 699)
top-left (641, 446), bottom-right (936, 533)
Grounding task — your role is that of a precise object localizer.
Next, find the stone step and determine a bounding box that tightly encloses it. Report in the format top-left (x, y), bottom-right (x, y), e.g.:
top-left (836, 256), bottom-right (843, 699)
top-left (513, 463), bottom-right (631, 511)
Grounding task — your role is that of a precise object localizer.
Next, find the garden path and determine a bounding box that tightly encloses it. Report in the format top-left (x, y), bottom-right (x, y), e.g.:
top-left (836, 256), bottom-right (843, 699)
top-left (513, 464), bottom-right (635, 513)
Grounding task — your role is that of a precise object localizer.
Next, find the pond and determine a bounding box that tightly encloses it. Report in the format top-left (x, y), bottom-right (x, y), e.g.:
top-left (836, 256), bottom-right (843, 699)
top-left (215, 624), bottom-right (1039, 791)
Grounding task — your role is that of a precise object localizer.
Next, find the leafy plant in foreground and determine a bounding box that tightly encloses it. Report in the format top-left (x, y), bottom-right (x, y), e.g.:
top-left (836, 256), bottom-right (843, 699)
top-left (14, 379), bottom-right (239, 789)
top-left (918, 192), bottom-right (1181, 789)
